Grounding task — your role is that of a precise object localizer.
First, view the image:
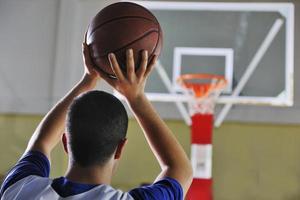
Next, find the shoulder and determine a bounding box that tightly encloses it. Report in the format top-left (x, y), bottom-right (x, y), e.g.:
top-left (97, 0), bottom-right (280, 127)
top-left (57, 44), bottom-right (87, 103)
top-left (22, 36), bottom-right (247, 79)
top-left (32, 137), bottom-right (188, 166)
top-left (1, 175), bottom-right (52, 199)
top-left (0, 150), bottom-right (50, 197)
top-left (129, 177), bottom-right (183, 200)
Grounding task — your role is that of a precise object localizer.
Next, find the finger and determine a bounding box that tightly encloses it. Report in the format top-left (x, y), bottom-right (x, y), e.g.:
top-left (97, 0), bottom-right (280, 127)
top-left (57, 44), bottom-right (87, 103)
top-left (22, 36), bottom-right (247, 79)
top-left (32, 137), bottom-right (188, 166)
top-left (82, 43), bottom-right (94, 69)
top-left (144, 55), bottom-right (158, 78)
top-left (136, 50), bottom-right (148, 79)
top-left (97, 68), bottom-right (117, 87)
top-left (108, 53), bottom-right (125, 81)
top-left (84, 31), bottom-right (87, 43)
top-left (82, 43), bottom-right (89, 65)
top-left (126, 49), bottom-right (135, 81)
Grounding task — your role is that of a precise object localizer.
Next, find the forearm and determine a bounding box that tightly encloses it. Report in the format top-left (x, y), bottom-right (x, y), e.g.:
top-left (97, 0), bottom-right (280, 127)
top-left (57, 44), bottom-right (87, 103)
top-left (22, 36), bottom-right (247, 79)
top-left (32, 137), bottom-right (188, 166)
top-left (103, 49), bottom-right (192, 194)
top-left (128, 94), bottom-right (192, 184)
top-left (26, 74), bottom-right (97, 158)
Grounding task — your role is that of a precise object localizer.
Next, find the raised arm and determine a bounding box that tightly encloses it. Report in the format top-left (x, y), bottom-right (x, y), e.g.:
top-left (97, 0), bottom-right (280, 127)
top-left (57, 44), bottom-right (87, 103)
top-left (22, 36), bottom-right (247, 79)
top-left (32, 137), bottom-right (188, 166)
top-left (100, 49), bottom-right (193, 196)
top-left (26, 43), bottom-right (100, 159)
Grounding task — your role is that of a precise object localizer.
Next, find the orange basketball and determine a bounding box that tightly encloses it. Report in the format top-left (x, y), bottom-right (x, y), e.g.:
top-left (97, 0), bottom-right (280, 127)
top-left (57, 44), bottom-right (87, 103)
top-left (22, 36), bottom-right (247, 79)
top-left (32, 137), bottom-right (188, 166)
top-left (86, 2), bottom-right (163, 78)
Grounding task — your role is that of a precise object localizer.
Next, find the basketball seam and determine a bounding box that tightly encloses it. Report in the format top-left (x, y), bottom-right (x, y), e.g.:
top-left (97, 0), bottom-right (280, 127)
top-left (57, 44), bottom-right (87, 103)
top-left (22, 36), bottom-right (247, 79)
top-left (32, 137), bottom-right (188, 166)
top-left (102, 2), bottom-right (160, 24)
top-left (93, 29), bottom-right (159, 58)
top-left (151, 25), bottom-right (161, 60)
top-left (144, 26), bottom-right (161, 72)
top-left (102, 2), bottom-right (160, 23)
top-left (89, 16), bottom-right (158, 39)
top-left (94, 26), bottom-right (160, 78)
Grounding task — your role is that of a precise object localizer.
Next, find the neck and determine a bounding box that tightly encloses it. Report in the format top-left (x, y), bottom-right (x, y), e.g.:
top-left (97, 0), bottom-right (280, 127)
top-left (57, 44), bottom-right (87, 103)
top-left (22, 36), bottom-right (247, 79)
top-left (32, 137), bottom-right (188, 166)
top-left (64, 159), bottom-right (114, 185)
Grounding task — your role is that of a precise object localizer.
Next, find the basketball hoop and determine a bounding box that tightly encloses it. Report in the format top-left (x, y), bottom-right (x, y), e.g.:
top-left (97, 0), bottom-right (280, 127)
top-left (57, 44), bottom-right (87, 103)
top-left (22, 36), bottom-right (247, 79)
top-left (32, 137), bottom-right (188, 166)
top-left (177, 74), bottom-right (227, 115)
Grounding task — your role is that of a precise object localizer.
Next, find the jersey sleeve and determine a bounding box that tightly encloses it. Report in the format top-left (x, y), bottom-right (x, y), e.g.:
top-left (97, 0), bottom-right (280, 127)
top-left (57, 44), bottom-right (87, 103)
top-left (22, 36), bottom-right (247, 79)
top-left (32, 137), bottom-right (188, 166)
top-left (0, 150), bottom-right (50, 197)
top-left (129, 177), bottom-right (183, 200)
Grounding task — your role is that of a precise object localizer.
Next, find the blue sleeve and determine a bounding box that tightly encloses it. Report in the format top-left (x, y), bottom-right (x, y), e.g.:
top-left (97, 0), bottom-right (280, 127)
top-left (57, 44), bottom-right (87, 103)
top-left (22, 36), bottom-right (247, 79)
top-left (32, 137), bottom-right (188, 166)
top-left (0, 150), bottom-right (50, 196)
top-left (129, 177), bottom-right (183, 200)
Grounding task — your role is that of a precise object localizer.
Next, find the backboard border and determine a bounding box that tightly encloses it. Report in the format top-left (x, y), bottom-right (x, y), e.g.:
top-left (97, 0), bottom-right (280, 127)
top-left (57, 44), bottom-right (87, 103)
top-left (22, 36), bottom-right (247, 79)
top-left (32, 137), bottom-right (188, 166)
top-left (125, 1), bottom-right (294, 107)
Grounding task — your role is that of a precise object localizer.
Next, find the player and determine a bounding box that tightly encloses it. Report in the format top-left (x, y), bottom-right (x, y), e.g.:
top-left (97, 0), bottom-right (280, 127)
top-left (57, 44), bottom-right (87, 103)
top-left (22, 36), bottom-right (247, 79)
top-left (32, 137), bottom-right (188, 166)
top-left (0, 36), bottom-right (193, 199)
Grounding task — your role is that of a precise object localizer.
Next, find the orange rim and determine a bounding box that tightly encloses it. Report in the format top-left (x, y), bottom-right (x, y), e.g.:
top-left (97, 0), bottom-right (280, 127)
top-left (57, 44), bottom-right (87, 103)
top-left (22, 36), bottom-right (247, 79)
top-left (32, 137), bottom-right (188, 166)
top-left (177, 74), bottom-right (227, 98)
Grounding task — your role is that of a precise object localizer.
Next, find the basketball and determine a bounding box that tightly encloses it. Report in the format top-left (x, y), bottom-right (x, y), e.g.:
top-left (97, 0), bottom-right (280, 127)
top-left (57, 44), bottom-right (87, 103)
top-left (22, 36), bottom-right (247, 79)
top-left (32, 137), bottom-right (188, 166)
top-left (86, 2), bottom-right (163, 78)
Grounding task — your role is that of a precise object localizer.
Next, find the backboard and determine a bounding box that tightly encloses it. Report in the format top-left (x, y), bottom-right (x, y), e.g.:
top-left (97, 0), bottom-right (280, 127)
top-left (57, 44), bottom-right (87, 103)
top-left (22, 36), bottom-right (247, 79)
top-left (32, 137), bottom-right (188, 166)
top-left (115, 1), bottom-right (294, 126)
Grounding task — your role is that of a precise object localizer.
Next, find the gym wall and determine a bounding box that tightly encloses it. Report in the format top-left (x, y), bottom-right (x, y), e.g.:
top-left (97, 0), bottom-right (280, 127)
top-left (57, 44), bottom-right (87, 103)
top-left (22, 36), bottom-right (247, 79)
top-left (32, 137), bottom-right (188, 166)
top-left (0, 0), bottom-right (299, 199)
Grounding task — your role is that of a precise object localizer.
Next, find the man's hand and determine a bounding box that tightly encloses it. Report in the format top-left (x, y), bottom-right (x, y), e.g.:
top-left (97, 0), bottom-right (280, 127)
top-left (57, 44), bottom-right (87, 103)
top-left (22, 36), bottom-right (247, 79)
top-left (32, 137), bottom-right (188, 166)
top-left (99, 49), bottom-right (157, 103)
top-left (101, 49), bottom-right (193, 197)
top-left (81, 42), bottom-right (100, 90)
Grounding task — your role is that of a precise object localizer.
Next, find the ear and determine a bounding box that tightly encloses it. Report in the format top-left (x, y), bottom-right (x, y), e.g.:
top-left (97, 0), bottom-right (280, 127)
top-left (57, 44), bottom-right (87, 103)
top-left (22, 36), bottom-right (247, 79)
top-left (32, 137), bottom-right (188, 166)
top-left (114, 138), bottom-right (128, 159)
top-left (62, 133), bottom-right (68, 154)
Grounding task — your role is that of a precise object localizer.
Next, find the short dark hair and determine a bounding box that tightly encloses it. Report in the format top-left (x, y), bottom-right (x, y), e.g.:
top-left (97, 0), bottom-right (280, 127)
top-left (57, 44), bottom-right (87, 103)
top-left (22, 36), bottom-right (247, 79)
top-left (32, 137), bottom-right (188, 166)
top-left (66, 90), bottom-right (128, 167)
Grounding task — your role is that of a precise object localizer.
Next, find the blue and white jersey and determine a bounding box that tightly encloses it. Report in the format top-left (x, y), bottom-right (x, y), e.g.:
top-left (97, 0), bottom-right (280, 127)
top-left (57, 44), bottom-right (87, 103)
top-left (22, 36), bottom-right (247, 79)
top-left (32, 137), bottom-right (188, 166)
top-left (0, 151), bottom-right (183, 200)
top-left (1, 175), bottom-right (134, 200)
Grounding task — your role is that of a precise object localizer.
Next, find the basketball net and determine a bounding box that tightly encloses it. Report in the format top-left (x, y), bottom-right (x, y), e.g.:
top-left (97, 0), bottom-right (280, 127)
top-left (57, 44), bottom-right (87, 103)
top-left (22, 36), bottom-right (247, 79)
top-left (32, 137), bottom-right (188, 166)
top-left (177, 74), bottom-right (227, 115)
top-left (177, 74), bottom-right (227, 200)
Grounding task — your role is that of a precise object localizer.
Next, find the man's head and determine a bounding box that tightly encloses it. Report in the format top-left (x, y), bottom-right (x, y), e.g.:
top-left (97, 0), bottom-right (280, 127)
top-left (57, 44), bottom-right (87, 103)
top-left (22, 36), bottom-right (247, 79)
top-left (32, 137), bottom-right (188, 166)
top-left (65, 90), bottom-right (128, 167)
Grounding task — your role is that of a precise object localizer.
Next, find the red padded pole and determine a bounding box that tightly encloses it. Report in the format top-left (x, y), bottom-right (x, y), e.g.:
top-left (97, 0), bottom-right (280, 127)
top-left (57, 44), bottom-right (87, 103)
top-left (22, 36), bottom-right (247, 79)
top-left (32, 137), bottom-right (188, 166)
top-left (186, 113), bottom-right (213, 200)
